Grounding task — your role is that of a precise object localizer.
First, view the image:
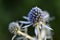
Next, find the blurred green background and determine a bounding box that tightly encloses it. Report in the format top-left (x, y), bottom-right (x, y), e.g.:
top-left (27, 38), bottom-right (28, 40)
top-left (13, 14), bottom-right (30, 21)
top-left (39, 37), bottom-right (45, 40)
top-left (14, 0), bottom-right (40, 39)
top-left (0, 0), bottom-right (60, 40)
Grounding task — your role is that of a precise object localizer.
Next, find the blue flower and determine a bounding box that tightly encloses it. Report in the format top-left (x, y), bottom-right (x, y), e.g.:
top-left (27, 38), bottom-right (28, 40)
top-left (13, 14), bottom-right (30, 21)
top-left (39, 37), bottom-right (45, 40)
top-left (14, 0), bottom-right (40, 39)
top-left (19, 6), bottom-right (52, 29)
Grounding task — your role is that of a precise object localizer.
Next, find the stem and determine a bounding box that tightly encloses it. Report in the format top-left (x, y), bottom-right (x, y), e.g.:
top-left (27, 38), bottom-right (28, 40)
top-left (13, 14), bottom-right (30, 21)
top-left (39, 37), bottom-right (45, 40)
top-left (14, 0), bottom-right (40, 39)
top-left (12, 34), bottom-right (16, 40)
top-left (17, 30), bottom-right (34, 40)
top-left (36, 25), bottom-right (42, 40)
top-left (24, 28), bottom-right (28, 40)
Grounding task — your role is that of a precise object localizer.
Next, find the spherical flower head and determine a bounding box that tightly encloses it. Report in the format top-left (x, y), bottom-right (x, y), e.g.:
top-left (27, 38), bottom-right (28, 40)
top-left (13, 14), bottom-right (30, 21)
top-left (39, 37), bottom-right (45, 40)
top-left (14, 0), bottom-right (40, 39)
top-left (28, 6), bottom-right (50, 24)
top-left (8, 22), bottom-right (20, 34)
top-left (41, 11), bottom-right (50, 22)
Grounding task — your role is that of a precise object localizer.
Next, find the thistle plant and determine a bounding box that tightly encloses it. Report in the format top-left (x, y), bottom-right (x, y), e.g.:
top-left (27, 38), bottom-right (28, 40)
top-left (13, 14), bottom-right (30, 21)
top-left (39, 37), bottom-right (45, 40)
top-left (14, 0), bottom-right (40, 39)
top-left (8, 6), bottom-right (54, 40)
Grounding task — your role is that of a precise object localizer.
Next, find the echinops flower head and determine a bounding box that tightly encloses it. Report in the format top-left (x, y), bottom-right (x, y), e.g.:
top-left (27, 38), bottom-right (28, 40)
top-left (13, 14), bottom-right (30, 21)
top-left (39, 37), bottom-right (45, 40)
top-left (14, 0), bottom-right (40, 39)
top-left (8, 22), bottom-right (20, 34)
top-left (28, 6), bottom-right (49, 24)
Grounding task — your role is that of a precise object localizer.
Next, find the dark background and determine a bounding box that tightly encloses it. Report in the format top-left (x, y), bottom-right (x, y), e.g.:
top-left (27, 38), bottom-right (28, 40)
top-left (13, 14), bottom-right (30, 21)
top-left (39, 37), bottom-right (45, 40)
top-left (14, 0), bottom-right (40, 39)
top-left (0, 0), bottom-right (60, 40)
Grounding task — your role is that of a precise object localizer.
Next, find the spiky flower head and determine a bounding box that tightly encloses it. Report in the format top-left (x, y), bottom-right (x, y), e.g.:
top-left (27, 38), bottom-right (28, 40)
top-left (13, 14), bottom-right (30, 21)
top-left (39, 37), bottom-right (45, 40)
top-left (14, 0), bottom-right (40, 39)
top-left (8, 22), bottom-right (20, 34)
top-left (28, 6), bottom-right (49, 24)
